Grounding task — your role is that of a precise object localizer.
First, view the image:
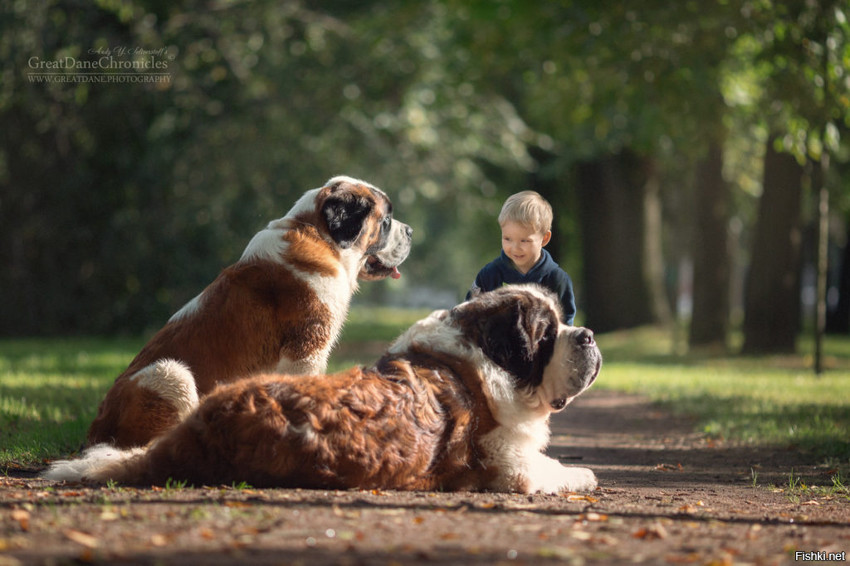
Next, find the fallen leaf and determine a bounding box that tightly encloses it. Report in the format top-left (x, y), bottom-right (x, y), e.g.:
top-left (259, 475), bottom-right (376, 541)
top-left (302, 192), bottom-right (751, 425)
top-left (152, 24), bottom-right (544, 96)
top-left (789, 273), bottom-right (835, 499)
top-left (63, 529), bottom-right (98, 548)
top-left (150, 534), bottom-right (169, 547)
top-left (10, 510), bottom-right (29, 531)
top-left (801, 500), bottom-right (821, 506)
top-left (565, 494), bottom-right (599, 503)
top-left (99, 510), bottom-right (119, 521)
top-left (632, 523), bottom-right (668, 540)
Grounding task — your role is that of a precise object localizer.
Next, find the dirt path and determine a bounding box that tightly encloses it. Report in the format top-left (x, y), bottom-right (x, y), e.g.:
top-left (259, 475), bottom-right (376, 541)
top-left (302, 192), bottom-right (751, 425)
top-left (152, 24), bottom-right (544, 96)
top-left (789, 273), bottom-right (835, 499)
top-left (2, 390), bottom-right (848, 565)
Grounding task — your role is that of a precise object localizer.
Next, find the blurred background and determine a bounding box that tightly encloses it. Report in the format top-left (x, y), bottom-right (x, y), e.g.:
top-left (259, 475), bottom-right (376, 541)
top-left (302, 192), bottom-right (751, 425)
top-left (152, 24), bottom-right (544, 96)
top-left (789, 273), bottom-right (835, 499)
top-left (1, 0), bottom-right (849, 357)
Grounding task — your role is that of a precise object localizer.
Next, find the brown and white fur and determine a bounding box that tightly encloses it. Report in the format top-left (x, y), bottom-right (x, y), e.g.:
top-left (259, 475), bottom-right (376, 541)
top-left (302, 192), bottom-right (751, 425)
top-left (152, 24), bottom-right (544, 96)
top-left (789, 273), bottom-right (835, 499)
top-left (46, 285), bottom-right (600, 494)
top-left (85, 175), bottom-right (412, 449)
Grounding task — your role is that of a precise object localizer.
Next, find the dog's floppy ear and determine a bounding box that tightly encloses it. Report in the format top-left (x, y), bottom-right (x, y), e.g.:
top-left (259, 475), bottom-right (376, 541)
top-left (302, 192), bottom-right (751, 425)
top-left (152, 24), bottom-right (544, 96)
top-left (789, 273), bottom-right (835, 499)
top-left (452, 292), bottom-right (558, 386)
top-left (322, 187), bottom-right (374, 249)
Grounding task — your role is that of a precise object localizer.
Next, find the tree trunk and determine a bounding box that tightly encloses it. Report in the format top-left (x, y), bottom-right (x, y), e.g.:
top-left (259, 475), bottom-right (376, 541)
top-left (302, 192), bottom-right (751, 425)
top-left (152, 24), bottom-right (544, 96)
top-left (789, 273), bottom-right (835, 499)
top-left (575, 150), bottom-right (665, 333)
top-left (526, 146), bottom-right (563, 263)
top-left (689, 141), bottom-right (731, 349)
top-left (741, 135), bottom-right (804, 354)
top-left (826, 220), bottom-right (850, 334)
top-left (643, 163), bottom-right (673, 325)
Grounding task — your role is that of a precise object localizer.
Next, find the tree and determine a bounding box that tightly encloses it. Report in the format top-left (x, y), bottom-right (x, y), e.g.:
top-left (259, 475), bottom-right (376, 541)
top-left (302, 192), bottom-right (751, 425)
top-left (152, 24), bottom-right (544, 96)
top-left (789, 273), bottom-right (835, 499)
top-left (741, 136), bottom-right (804, 353)
top-left (689, 140), bottom-right (731, 348)
top-left (739, 0), bottom-right (850, 355)
top-left (576, 151), bottom-right (662, 332)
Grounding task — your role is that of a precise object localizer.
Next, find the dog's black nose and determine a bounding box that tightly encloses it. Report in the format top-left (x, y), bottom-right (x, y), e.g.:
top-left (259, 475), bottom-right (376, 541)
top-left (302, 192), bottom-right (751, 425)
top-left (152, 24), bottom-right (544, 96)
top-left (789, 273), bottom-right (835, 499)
top-left (575, 328), bottom-right (595, 347)
top-left (405, 225), bottom-right (413, 238)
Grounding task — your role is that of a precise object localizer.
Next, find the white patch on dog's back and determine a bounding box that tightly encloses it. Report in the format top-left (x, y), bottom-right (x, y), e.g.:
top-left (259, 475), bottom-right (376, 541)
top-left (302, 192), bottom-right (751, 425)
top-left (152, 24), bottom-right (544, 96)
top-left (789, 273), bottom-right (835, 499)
top-left (129, 359), bottom-right (199, 420)
top-left (240, 223), bottom-right (291, 263)
top-left (241, 187), bottom-right (324, 264)
top-left (281, 187), bottom-right (323, 220)
top-left (169, 292), bottom-right (204, 323)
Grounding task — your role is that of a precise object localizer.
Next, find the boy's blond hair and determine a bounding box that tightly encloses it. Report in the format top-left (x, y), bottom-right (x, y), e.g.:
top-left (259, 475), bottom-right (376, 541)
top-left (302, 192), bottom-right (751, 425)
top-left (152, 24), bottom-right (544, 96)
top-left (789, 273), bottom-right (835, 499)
top-left (498, 191), bottom-right (553, 234)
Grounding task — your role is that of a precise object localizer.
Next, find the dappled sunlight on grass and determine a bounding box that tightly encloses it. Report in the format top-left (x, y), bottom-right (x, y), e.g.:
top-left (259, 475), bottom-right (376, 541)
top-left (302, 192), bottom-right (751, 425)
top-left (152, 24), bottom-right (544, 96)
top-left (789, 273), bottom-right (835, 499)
top-left (0, 338), bottom-right (142, 464)
top-left (339, 306), bottom-right (434, 343)
top-left (595, 326), bottom-right (850, 463)
top-left (330, 306), bottom-right (433, 370)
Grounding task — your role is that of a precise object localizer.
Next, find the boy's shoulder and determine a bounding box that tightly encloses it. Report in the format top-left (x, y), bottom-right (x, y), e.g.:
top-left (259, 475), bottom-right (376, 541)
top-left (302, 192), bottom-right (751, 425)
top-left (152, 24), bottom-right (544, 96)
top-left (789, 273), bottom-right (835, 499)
top-left (537, 250), bottom-right (569, 276)
top-left (472, 253), bottom-right (518, 292)
top-left (477, 252), bottom-right (513, 275)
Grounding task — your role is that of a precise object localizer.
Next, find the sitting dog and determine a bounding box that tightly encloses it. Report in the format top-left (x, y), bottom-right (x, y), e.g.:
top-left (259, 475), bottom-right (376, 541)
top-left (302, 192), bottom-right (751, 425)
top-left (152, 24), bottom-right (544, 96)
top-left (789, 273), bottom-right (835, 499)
top-left (46, 285), bottom-right (600, 494)
top-left (86, 176), bottom-right (412, 449)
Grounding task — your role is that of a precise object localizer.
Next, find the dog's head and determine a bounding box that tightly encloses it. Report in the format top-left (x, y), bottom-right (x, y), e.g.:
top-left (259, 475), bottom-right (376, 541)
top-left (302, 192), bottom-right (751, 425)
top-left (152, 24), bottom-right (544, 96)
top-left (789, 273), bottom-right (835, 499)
top-left (449, 285), bottom-right (601, 414)
top-left (291, 176), bottom-right (412, 280)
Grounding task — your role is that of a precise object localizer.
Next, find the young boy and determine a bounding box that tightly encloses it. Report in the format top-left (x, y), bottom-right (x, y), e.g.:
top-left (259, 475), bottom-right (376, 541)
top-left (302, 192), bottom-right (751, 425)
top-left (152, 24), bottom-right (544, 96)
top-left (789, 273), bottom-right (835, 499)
top-left (466, 191), bottom-right (577, 325)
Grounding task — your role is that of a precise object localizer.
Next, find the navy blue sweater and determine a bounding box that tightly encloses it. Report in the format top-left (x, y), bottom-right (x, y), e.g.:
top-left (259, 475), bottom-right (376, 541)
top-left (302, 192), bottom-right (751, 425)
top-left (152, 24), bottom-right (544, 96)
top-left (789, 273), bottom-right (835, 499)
top-left (466, 249), bottom-right (577, 325)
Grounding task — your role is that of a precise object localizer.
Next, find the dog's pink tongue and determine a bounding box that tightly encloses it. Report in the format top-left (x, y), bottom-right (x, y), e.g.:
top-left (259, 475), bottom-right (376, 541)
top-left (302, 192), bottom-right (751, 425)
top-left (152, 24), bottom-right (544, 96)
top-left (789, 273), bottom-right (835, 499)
top-left (391, 267), bottom-right (401, 279)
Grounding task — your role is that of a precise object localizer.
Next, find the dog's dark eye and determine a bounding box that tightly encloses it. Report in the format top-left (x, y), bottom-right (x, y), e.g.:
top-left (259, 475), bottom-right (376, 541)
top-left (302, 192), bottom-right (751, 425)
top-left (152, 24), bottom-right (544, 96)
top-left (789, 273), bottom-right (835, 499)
top-left (383, 216), bottom-right (392, 228)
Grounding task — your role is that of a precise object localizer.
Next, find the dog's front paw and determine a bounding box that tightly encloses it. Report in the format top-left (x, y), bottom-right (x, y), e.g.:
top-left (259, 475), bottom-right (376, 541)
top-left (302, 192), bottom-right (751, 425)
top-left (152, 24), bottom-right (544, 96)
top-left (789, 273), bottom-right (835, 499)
top-left (527, 457), bottom-right (597, 494)
top-left (557, 466), bottom-right (597, 493)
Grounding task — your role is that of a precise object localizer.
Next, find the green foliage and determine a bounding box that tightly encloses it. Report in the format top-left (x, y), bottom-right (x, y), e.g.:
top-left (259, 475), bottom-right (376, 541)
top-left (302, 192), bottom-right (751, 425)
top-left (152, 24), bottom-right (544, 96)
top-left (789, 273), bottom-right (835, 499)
top-left (2, 0), bottom-right (850, 337)
top-left (774, 470), bottom-right (849, 502)
top-left (164, 477), bottom-right (189, 491)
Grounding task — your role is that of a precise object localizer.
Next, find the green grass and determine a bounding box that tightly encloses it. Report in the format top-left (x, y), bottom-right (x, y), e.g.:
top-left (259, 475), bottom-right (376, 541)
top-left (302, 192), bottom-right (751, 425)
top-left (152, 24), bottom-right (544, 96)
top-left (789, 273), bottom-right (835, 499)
top-left (1, 313), bottom-right (849, 470)
top-left (0, 337), bottom-right (144, 465)
top-left (595, 326), bottom-right (850, 464)
top-left (339, 306), bottom-right (434, 342)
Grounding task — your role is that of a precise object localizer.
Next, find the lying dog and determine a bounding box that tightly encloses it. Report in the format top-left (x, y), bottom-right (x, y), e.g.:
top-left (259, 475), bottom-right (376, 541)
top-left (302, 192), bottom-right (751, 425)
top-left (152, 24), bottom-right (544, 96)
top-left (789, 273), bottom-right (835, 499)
top-left (46, 285), bottom-right (600, 494)
top-left (86, 176), bottom-right (412, 449)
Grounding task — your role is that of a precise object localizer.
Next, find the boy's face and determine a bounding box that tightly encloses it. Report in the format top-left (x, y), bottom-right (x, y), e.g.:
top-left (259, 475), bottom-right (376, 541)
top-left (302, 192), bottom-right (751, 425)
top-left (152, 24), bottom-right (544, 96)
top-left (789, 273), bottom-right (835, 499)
top-left (500, 220), bottom-right (552, 275)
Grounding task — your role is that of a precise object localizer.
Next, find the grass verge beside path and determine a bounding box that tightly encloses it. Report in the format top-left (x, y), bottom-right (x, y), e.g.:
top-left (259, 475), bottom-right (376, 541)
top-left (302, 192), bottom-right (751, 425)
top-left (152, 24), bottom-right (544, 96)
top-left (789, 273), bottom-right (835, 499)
top-left (596, 326), bottom-right (850, 466)
top-left (1, 313), bottom-right (848, 472)
top-left (0, 337), bottom-right (144, 465)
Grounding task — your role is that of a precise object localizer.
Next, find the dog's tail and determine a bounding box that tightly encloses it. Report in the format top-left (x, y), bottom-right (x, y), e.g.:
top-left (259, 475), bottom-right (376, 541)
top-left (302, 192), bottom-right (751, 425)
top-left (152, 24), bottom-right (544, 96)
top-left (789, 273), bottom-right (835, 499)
top-left (44, 359), bottom-right (199, 484)
top-left (42, 443), bottom-right (149, 483)
top-left (131, 358), bottom-right (200, 420)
